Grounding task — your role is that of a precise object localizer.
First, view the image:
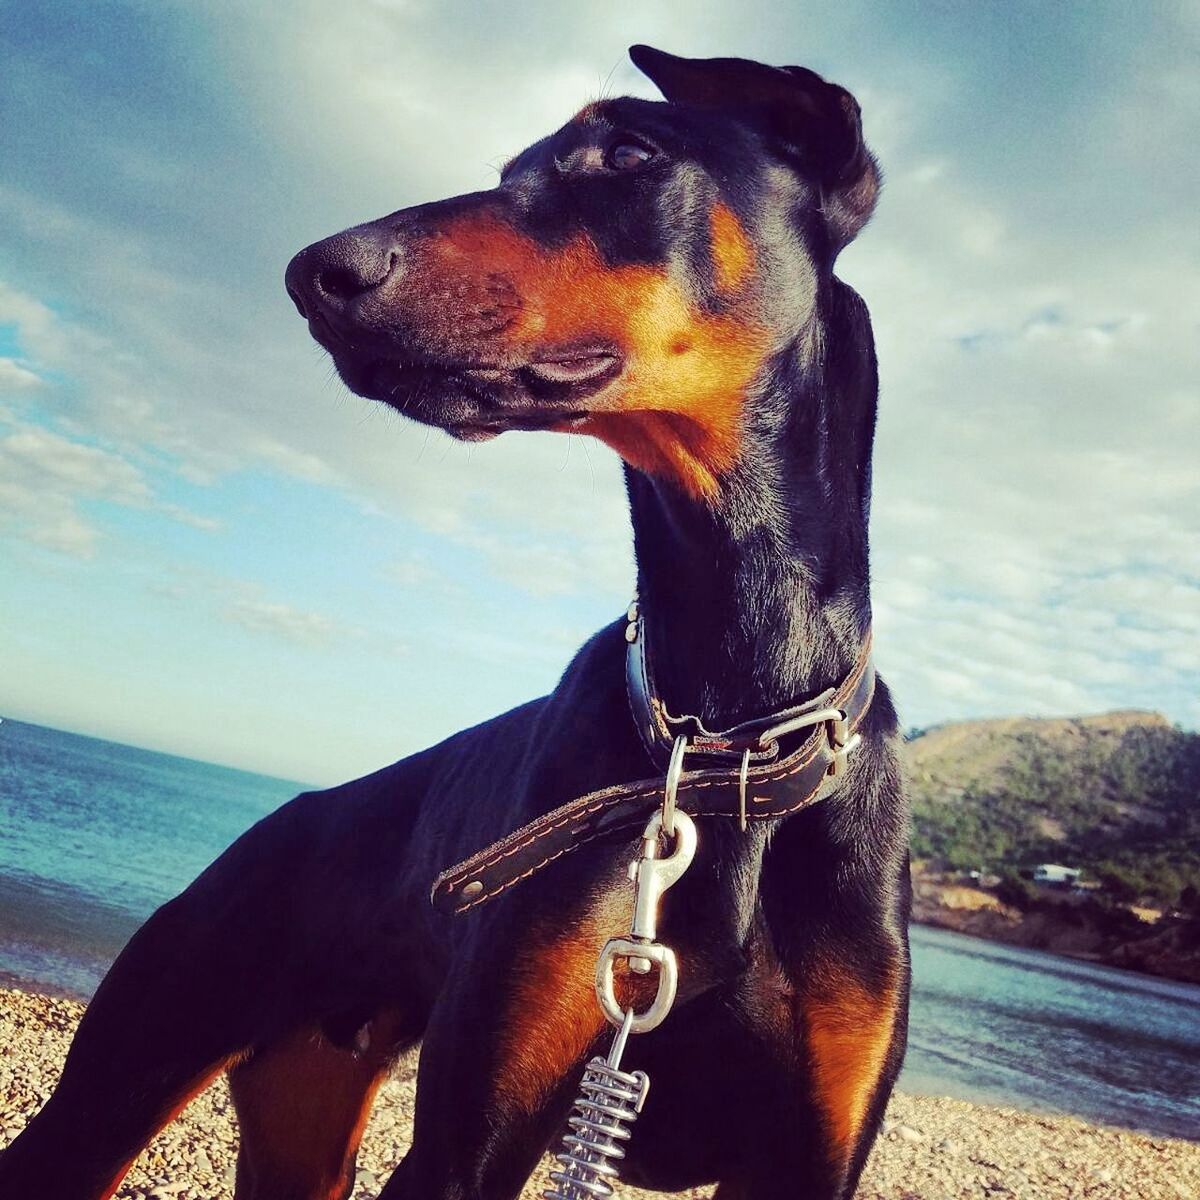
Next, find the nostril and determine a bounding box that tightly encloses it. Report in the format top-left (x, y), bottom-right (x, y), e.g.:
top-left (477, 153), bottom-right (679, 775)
top-left (316, 249), bottom-right (400, 303)
top-left (317, 267), bottom-right (368, 301)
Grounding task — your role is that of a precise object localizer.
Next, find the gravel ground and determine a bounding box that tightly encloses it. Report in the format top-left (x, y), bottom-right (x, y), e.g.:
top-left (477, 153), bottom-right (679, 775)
top-left (2, 986), bottom-right (1196, 1199)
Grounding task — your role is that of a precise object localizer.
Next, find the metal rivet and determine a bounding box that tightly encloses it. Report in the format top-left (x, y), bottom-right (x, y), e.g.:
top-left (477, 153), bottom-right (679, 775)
top-left (461, 880), bottom-right (484, 899)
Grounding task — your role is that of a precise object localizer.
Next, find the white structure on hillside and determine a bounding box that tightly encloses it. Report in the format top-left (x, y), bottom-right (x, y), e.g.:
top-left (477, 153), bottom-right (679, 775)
top-left (1033, 863), bottom-right (1083, 886)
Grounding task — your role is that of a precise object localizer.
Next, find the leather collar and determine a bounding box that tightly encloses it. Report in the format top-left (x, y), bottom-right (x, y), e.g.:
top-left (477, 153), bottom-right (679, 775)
top-left (624, 601), bottom-right (869, 769)
top-left (431, 611), bottom-right (875, 916)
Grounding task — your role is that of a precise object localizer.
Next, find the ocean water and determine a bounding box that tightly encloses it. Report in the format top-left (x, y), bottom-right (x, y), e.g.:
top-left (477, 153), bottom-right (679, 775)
top-left (1, 718), bottom-right (1198, 1140)
top-left (0, 718), bottom-right (301, 998)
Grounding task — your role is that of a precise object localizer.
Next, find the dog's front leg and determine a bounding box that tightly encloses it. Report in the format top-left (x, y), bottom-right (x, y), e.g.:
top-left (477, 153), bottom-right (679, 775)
top-left (0, 789), bottom-right (403, 1200)
top-left (0, 887), bottom-right (270, 1199)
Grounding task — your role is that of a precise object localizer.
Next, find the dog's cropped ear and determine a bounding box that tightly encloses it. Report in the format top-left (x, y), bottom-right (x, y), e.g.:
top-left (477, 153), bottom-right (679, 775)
top-left (629, 45), bottom-right (879, 251)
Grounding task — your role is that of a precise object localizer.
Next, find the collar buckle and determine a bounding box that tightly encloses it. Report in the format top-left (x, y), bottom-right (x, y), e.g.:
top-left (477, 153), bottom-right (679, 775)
top-left (757, 706), bottom-right (862, 778)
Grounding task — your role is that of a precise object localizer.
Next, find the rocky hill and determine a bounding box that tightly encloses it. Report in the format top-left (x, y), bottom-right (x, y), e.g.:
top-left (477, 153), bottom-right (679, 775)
top-left (902, 711), bottom-right (1200, 981)
top-left (904, 710), bottom-right (1200, 906)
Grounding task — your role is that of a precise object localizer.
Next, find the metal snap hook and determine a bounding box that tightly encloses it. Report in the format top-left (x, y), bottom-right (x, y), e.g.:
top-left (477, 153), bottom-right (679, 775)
top-left (629, 810), bottom-right (697, 945)
top-left (593, 809), bottom-right (697, 1030)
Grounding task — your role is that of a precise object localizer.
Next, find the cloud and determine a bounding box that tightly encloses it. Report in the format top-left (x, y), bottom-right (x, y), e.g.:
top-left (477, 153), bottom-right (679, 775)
top-left (144, 567), bottom-right (409, 661)
top-left (0, 423), bottom-right (142, 558)
top-left (223, 597), bottom-right (340, 647)
top-left (0, 411), bottom-right (218, 558)
top-left (837, 132), bottom-right (1199, 730)
top-left (0, 357), bottom-right (43, 390)
top-left (413, 482), bottom-right (635, 599)
top-left (1, 0), bottom-right (1197, 780)
top-left (0, 280), bottom-right (62, 348)
top-left (386, 549), bottom-right (468, 597)
top-left (2, 426), bottom-right (151, 503)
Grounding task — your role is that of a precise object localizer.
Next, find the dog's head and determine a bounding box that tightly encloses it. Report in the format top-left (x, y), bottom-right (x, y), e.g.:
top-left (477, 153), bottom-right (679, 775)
top-left (286, 47), bottom-right (878, 498)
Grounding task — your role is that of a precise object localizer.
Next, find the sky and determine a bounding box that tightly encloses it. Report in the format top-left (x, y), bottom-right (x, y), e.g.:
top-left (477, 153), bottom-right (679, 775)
top-left (1, 0), bottom-right (1197, 785)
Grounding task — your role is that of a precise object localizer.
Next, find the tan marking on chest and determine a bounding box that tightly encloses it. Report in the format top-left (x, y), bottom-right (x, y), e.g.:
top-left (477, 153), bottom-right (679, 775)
top-left (800, 961), bottom-right (900, 1160)
top-left (228, 1015), bottom-right (407, 1200)
top-left (494, 906), bottom-right (658, 1114)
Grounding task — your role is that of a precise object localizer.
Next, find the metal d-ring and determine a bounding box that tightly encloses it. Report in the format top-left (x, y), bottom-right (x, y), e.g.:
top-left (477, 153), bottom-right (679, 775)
top-left (662, 734), bottom-right (689, 838)
top-left (738, 748), bottom-right (751, 832)
top-left (756, 706), bottom-right (862, 779)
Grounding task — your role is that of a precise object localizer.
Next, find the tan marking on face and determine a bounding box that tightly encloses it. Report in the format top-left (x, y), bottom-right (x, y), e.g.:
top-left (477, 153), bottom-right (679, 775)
top-left (494, 908), bottom-right (659, 1114)
top-left (800, 962), bottom-right (899, 1162)
top-left (427, 216), bottom-right (772, 498)
top-left (709, 202), bottom-right (756, 295)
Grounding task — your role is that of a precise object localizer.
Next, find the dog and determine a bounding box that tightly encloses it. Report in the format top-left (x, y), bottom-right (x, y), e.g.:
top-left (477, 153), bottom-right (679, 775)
top-left (0, 45), bottom-right (910, 1200)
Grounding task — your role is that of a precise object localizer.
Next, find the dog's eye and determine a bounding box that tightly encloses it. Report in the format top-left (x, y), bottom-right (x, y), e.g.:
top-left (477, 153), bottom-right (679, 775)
top-left (606, 142), bottom-right (654, 171)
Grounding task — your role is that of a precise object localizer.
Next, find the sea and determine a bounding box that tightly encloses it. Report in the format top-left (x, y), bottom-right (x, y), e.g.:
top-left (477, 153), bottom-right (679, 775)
top-left (1, 718), bottom-right (1198, 1140)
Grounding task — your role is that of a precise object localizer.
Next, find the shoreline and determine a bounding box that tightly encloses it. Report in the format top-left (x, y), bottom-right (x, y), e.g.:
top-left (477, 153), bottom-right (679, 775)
top-left (7, 907), bottom-right (1197, 1009)
top-left (909, 915), bottom-right (1200, 986)
top-left (2, 986), bottom-right (1196, 1199)
top-left (909, 874), bottom-right (1200, 987)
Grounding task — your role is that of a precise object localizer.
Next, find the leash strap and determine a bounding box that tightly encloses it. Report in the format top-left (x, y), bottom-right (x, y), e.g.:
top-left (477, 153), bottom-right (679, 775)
top-left (431, 621), bottom-right (875, 916)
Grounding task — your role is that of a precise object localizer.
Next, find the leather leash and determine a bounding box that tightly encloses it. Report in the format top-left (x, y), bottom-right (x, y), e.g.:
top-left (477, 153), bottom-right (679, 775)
top-left (431, 603), bottom-right (875, 916)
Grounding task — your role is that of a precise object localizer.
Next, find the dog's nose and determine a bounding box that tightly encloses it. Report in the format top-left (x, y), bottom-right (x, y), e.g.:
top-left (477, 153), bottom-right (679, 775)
top-left (285, 228), bottom-right (401, 320)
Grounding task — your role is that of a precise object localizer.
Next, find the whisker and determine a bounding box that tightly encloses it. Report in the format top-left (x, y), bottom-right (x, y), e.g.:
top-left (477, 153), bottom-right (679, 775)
top-left (598, 60), bottom-right (621, 100)
top-left (582, 438), bottom-right (597, 494)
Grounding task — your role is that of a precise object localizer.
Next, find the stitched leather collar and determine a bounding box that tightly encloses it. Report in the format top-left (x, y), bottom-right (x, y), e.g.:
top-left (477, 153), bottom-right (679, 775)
top-left (624, 601), bottom-right (868, 770)
top-left (431, 612), bottom-right (875, 916)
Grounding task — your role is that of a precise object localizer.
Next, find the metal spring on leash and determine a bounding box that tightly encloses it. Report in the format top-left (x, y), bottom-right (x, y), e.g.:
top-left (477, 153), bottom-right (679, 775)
top-left (544, 808), bottom-right (696, 1200)
top-left (545, 1010), bottom-right (649, 1200)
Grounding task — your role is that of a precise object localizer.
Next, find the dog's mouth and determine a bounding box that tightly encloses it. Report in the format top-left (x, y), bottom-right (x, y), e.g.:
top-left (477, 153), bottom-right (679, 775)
top-left (328, 341), bottom-right (624, 440)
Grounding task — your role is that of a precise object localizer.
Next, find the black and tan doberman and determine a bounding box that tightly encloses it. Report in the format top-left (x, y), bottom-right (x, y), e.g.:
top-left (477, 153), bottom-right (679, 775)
top-left (0, 46), bottom-right (910, 1200)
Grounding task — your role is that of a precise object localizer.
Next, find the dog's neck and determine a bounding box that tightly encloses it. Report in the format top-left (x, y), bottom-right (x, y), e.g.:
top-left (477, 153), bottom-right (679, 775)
top-left (626, 279), bottom-right (878, 728)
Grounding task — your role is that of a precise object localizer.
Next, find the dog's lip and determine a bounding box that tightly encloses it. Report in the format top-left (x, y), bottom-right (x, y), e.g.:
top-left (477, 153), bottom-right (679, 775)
top-left (521, 352), bottom-right (621, 386)
top-left (334, 341), bottom-right (623, 383)
top-left (334, 346), bottom-right (623, 435)
top-left (446, 410), bottom-right (591, 440)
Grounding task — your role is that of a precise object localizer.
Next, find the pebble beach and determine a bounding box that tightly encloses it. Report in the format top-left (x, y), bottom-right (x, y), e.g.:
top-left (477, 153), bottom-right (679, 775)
top-left (2, 987), bottom-right (1196, 1200)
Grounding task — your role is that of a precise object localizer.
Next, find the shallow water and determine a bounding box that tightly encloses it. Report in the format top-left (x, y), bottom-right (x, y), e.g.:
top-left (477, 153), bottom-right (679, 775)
top-left (1, 718), bottom-right (1197, 1138)
top-left (904, 924), bottom-right (1200, 1138)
